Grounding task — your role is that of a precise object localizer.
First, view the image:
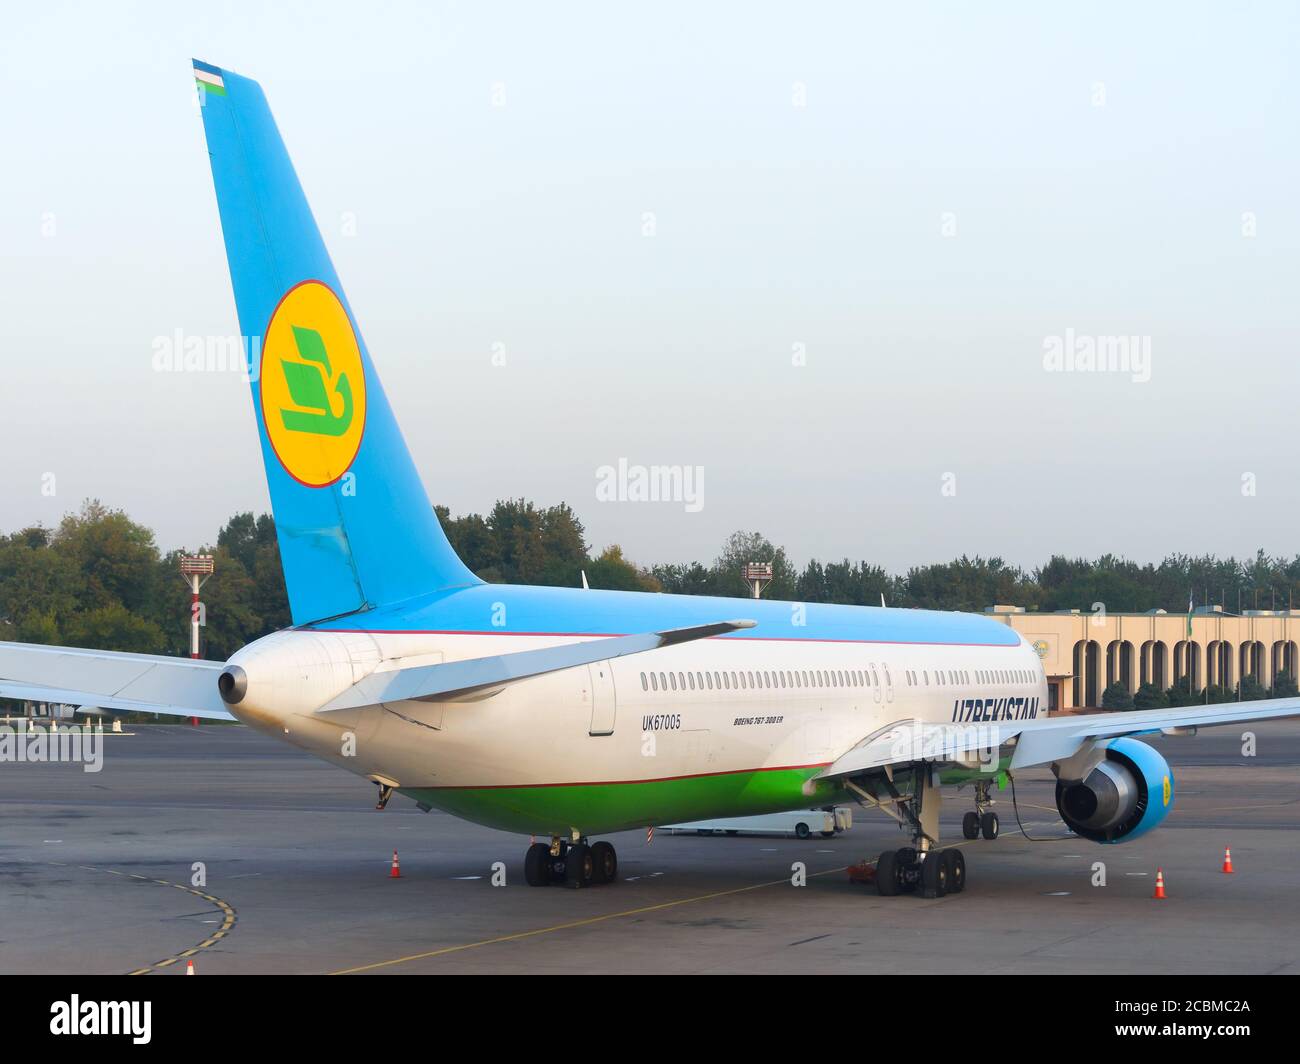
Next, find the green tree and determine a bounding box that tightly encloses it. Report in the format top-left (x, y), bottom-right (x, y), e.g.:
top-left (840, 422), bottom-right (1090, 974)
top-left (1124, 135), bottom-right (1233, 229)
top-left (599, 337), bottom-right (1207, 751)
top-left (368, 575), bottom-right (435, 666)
top-left (903, 556), bottom-right (1033, 613)
top-left (0, 527), bottom-right (79, 641)
top-left (53, 500), bottom-right (161, 616)
top-left (1238, 675), bottom-right (1268, 701)
top-left (1101, 681), bottom-right (1134, 710)
top-left (1272, 669), bottom-right (1299, 699)
top-left (582, 545), bottom-right (660, 593)
top-left (215, 512), bottom-right (289, 633)
top-left (63, 603), bottom-right (166, 654)
top-left (650, 561), bottom-right (717, 596)
top-left (1165, 676), bottom-right (1203, 707)
top-left (1133, 682), bottom-right (1169, 710)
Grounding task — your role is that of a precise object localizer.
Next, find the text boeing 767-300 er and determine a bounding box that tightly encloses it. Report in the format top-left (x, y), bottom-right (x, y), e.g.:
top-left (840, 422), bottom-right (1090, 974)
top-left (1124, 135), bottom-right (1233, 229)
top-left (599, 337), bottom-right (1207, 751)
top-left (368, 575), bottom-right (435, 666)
top-left (2, 60), bottom-right (1297, 897)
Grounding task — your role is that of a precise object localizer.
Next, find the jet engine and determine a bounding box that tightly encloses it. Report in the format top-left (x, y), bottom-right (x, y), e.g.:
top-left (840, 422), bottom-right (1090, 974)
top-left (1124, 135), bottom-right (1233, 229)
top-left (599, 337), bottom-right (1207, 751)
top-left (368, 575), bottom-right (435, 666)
top-left (1054, 737), bottom-right (1174, 843)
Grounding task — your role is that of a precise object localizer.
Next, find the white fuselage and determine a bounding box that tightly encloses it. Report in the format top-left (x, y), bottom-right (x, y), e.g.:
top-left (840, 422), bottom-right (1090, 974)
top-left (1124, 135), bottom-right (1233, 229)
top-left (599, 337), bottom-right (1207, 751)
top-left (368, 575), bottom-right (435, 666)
top-left (225, 626), bottom-right (1048, 832)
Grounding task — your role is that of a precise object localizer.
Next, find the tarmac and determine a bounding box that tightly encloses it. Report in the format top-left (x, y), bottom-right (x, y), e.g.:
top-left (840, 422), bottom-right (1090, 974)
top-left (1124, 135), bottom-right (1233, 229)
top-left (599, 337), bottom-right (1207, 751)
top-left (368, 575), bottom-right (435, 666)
top-left (2, 720), bottom-right (1297, 974)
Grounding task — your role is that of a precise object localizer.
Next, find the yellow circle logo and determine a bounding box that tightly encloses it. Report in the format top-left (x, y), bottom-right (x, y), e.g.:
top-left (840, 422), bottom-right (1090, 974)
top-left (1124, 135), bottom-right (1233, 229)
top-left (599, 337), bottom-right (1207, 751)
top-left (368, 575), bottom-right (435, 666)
top-left (260, 280), bottom-right (367, 487)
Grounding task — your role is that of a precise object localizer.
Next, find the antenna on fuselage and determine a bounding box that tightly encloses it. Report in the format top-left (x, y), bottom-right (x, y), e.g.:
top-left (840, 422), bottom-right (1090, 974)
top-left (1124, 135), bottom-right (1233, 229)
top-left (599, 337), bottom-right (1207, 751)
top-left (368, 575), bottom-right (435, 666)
top-left (581, 570), bottom-right (590, 590)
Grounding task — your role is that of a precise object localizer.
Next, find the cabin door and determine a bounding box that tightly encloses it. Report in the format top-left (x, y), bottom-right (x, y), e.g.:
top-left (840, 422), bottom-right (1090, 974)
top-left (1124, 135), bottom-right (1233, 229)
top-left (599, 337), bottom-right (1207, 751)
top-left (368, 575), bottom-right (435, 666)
top-left (587, 661), bottom-right (617, 736)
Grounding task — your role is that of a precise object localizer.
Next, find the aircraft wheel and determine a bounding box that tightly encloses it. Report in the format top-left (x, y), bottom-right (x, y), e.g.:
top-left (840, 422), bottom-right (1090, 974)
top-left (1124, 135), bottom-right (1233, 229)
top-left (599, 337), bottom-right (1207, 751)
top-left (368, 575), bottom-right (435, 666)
top-left (591, 841), bottom-right (617, 885)
top-left (980, 811), bottom-right (1000, 841)
top-left (524, 843), bottom-right (551, 887)
top-left (565, 843), bottom-right (593, 889)
top-left (921, 852), bottom-right (949, 898)
top-left (895, 847), bottom-right (919, 892)
top-left (944, 849), bottom-right (966, 893)
top-left (962, 811), bottom-right (980, 840)
top-left (875, 850), bottom-right (902, 896)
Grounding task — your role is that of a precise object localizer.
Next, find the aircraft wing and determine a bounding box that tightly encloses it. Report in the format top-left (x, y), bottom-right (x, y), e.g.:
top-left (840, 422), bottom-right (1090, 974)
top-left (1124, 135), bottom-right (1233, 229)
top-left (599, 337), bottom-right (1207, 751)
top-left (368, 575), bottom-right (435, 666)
top-left (0, 641), bottom-right (234, 721)
top-left (815, 697), bottom-right (1300, 781)
top-left (316, 619), bottom-right (757, 712)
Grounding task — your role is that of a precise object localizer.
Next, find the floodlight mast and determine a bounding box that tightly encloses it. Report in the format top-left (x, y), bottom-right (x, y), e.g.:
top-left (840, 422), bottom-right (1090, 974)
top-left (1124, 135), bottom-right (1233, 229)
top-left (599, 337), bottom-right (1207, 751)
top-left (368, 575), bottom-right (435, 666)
top-left (179, 554), bottom-right (215, 658)
top-left (179, 554), bottom-right (215, 727)
top-left (742, 561), bottom-right (773, 600)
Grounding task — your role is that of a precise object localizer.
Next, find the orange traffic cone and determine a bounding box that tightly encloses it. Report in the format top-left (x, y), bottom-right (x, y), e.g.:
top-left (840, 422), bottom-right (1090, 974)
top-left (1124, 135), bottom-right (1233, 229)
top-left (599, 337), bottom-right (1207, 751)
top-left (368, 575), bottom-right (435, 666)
top-left (1222, 847), bottom-right (1234, 874)
top-left (1152, 868), bottom-right (1166, 899)
top-left (389, 850), bottom-right (402, 879)
top-left (186, 959), bottom-right (195, 975)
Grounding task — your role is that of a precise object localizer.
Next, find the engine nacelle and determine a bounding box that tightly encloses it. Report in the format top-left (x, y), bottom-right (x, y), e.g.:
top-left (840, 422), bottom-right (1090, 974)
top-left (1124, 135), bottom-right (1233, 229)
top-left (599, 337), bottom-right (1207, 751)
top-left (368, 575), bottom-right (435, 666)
top-left (1054, 737), bottom-right (1174, 843)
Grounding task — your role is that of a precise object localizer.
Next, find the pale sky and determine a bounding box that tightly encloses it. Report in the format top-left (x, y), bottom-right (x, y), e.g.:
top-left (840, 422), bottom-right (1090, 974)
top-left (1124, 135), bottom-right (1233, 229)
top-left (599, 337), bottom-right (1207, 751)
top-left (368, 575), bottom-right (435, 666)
top-left (2, 2), bottom-right (1297, 572)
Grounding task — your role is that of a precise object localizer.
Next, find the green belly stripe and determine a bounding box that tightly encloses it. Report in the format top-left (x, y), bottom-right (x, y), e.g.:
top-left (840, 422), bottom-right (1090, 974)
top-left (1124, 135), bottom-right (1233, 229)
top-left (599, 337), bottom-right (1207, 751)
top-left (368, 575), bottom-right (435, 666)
top-left (403, 767), bottom-right (845, 836)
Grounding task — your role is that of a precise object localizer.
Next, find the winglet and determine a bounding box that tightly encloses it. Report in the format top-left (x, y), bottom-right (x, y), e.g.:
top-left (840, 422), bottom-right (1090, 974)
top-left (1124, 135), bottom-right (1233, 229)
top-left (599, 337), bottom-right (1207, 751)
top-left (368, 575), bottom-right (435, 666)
top-left (656, 619), bottom-right (755, 646)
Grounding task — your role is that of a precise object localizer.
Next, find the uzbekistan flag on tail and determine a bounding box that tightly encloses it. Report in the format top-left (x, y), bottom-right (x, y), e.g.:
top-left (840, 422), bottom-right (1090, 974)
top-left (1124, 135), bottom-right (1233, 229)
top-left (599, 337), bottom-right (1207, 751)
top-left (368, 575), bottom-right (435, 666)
top-left (193, 60), bottom-right (225, 96)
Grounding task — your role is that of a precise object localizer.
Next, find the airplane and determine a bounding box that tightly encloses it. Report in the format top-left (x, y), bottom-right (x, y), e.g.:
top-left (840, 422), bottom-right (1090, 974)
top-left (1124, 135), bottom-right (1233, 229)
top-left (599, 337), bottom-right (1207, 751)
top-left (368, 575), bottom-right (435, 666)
top-left (2, 59), bottom-right (1298, 898)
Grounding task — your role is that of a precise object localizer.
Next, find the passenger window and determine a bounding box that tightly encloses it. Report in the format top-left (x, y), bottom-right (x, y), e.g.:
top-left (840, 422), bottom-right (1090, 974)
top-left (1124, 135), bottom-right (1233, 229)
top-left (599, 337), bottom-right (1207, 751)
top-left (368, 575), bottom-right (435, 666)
top-left (649, 672), bottom-right (657, 691)
top-left (641, 672), bottom-right (648, 692)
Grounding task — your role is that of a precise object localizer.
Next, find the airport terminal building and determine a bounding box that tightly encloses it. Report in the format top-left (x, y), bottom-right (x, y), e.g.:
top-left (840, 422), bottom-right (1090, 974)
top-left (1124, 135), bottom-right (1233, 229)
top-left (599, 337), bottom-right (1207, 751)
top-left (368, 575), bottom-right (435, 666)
top-left (985, 605), bottom-right (1300, 711)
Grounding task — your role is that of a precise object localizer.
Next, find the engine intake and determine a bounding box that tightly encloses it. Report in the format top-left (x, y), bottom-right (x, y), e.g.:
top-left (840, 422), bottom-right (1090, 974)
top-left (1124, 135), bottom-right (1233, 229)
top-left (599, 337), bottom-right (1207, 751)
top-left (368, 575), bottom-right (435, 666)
top-left (1055, 737), bottom-right (1174, 843)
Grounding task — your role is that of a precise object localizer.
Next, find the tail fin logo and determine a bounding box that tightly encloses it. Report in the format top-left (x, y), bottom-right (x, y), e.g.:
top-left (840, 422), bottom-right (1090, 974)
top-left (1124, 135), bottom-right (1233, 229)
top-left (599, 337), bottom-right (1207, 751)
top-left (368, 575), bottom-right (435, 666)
top-left (260, 280), bottom-right (367, 487)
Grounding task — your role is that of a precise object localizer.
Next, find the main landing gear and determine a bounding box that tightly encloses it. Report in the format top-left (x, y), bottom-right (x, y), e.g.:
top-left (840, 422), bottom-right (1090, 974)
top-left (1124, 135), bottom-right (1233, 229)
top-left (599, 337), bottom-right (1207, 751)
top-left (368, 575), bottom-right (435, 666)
top-left (961, 779), bottom-right (999, 841)
top-left (871, 763), bottom-right (967, 899)
top-left (524, 836), bottom-right (618, 888)
top-left (875, 846), bottom-right (965, 898)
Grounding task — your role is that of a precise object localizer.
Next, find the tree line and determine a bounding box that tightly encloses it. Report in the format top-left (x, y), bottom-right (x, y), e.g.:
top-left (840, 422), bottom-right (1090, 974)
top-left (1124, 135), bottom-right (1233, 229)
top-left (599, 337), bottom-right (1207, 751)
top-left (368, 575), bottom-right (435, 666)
top-left (5, 499), bottom-right (1300, 668)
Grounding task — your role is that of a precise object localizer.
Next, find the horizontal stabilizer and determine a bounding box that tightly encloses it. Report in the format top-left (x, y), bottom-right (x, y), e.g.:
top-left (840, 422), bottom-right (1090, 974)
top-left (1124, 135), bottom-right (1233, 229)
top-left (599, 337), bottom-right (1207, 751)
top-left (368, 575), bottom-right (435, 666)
top-left (318, 619), bottom-right (757, 712)
top-left (0, 642), bottom-right (233, 720)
